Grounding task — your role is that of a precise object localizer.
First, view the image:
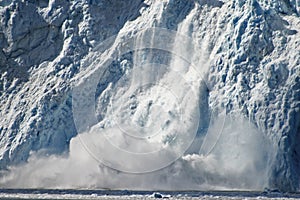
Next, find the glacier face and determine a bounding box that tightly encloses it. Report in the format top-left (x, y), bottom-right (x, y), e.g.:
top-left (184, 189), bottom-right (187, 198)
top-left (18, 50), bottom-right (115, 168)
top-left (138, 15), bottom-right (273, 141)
top-left (0, 0), bottom-right (299, 191)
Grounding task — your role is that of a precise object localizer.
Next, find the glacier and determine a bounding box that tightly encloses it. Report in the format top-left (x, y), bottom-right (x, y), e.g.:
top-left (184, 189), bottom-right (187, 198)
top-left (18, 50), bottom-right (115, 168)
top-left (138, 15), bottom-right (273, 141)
top-left (0, 0), bottom-right (299, 191)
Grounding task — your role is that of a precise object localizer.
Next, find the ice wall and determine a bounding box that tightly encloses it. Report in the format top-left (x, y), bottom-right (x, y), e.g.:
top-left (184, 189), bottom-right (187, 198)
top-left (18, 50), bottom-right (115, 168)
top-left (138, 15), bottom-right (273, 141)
top-left (0, 0), bottom-right (299, 191)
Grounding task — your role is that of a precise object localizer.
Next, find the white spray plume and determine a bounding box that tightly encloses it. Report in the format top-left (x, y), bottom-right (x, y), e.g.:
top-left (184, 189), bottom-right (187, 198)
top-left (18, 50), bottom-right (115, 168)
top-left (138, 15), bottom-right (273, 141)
top-left (0, 114), bottom-right (274, 190)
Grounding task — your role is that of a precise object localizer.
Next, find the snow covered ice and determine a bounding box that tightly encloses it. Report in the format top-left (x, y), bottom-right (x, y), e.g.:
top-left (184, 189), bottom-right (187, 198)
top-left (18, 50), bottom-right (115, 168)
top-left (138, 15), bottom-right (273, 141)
top-left (0, 0), bottom-right (299, 192)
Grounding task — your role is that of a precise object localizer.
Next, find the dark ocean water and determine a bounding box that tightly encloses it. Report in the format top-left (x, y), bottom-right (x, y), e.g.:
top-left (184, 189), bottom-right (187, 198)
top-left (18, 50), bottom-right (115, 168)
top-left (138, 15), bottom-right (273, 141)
top-left (0, 189), bottom-right (299, 200)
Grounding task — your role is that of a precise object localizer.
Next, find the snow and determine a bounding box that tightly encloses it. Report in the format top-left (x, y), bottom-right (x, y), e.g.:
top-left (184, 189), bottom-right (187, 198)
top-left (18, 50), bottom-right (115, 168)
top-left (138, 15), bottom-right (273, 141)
top-left (0, 0), bottom-right (299, 192)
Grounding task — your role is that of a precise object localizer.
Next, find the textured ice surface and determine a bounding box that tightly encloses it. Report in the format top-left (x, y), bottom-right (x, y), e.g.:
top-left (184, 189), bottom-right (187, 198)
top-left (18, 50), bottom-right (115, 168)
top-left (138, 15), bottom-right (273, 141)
top-left (0, 0), bottom-right (299, 191)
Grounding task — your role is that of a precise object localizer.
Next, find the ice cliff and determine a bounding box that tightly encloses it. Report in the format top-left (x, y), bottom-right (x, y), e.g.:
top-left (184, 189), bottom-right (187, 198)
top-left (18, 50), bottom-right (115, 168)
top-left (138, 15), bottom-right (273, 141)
top-left (0, 0), bottom-right (299, 191)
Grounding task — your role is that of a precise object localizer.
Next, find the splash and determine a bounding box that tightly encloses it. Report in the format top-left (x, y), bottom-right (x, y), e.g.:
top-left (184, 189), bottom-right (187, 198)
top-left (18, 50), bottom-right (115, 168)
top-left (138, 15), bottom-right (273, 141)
top-left (0, 114), bottom-right (273, 190)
